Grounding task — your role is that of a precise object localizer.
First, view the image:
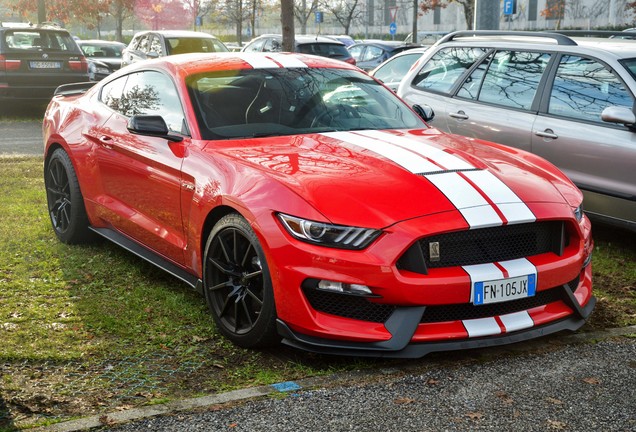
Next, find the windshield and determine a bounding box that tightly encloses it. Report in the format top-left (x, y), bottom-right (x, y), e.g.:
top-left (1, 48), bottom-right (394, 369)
top-left (188, 67), bottom-right (426, 139)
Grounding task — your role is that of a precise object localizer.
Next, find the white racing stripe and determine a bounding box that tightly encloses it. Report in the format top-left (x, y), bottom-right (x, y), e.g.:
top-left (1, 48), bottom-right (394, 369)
top-left (463, 318), bottom-right (501, 337)
top-left (462, 170), bottom-right (536, 224)
top-left (323, 131), bottom-right (441, 173)
top-left (239, 54), bottom-right (280, 69)
top-left (268, 54), bottom-right (308, 68)
top-left (323, 130), bottom-right (536, 229)
top-left (425, 172), bottom-right (503, 228)
top-left (356, 130), bottom-right (474, 171)
top-left (463, 263), bottom-right (503, 303)
top-left (499, 311), bottom-right (534, 332)
top-left (498, 258), bottom-right (537, 279)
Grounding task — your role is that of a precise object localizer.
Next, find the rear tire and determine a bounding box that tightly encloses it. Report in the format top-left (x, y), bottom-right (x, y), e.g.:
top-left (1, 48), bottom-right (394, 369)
top-left (45, 148), bottom-right (94, 244)
top-left (203, 213), bottom-right (279, 348)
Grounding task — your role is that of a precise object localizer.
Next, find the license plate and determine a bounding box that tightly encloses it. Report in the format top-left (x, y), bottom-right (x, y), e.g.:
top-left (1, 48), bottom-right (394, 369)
top-left (473, 274), bottom-right (536, 305)
top-left (30, 61), bottom-right (61, 69)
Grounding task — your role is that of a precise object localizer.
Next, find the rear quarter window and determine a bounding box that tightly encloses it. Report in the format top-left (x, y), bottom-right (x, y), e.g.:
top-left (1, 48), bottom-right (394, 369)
top-left (4, 30), bottom-right (78, 52)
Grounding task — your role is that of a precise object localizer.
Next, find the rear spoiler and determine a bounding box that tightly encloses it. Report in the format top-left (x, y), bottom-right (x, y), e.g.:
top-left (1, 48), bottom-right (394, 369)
top-left (54, 82), bottom-right (96, 97)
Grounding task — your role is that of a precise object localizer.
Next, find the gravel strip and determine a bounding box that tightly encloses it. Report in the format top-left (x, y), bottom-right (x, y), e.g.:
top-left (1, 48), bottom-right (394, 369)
top-left (101, 336), bottom-right (636, 432)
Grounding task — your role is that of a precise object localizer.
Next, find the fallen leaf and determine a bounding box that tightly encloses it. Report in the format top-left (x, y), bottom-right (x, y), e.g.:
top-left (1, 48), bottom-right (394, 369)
top-left (99, 415), bottom-right (116, 426)
top-left (546, 397), bottom-right (564, 405)
top-left (495, 390), bottom-right (514, 405)
top-left (466, 411), bottom-right (484, 420)
top-left (394, 397), bottom-right (416, 405)
top-left (547, 419), bottom-right (567, 430)
top-left (583, 377), bottom-right (600, 385)
top-left (426, 378), bottom-right (440, 386)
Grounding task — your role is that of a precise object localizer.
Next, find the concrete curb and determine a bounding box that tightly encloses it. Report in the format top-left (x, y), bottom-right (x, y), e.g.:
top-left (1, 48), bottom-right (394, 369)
top-left (34, 326), bottom-right (636, 431)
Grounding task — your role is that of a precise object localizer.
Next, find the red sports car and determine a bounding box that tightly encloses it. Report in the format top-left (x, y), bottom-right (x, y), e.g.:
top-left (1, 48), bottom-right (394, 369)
top-left (43, 52), bottom-right (594, 358)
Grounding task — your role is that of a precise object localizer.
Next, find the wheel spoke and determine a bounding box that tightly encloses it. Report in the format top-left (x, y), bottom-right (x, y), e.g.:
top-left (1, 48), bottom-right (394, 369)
top-left (233, 301), bottom-right (239, 333)
top-left (209, 280), bottom-right (234, 291)
top-left (245, 287), bottom-right (263, 307)
top-left (240, 243), bottom-right (254, 267)
top-left (208, 256), bottom-right (235, 276)
top-left (240, 299), bottom-right (254, 328)
top-left (217, 235), bottom-right (231, 264)
top-left (243, 269), bottom-right (262, 280)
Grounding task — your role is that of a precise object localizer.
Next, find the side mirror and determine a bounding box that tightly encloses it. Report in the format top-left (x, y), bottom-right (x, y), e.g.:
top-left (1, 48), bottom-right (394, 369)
top-left (601, 106), bottom-right (636, 126)
top-left (127, 115), bottom-right (183, 142)
top-left (413, 104), bottom-right (435, 122)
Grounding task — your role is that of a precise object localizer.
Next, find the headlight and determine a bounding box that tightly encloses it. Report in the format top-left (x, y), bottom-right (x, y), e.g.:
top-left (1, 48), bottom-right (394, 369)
top-left (574, 205), bottom-right (584, 222)
top-left (278, 213), bottom-right (381, 249)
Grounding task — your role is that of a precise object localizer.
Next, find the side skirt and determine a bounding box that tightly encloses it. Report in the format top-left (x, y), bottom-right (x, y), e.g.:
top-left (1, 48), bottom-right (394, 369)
top-left (90, 227), bottom-right (204, 295)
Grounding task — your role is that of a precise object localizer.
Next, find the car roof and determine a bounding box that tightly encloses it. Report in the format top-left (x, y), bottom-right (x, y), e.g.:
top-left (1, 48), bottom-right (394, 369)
top-left (115, 52), bottom-right (358, 77)
top-left (434, 31), bottom-right (636, 60)
top-left (134, 30), bottom-right (220, 39)
top-left (247, 34), bottom-right (344, 46)
top-left (352, 40), bottom-right (409, 48)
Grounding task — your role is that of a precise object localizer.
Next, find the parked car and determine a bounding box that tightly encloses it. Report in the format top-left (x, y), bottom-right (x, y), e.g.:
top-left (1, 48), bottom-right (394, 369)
top-left (0, 21), bottom-right (88, 102)
top-left (121, 30), bottom-right (228, 67)
top-left (348, 40), bottom-right (415, 71)
top-left (398, 30), bottom-right (636, 232)
top-left (370, 47), bottom-right (428, 91)
top-left (325, 34), bottom-right (355, 47)
top-left (44, 52), bottom-right (593, 358)
top-left (241, 34), bottom-right (356, 65)
top-left (77, 39), bottom-right (125, 81)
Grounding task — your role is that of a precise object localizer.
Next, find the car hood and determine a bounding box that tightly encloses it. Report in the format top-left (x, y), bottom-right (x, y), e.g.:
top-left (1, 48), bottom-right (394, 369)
top-left (212, 128), bottom-right (578, 229)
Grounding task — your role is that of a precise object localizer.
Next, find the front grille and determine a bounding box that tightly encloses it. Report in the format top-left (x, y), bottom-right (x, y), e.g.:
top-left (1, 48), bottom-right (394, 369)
top-left (303, 288), bottom-right (396, 323)
top-left (398, 221), bottom-right (565, 274)
top-left (421, 275), bottom-right (580, 323)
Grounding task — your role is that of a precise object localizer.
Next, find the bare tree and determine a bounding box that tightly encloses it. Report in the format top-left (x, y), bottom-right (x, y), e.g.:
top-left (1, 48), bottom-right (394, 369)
top-left (419, 0), bottom-right (474, 30)
top-left (320, 0), bottom-right (363, 34)
top-left (224, 0), bottom-right (251, 45)
top-left (294, 0), bottom-right (319, 34)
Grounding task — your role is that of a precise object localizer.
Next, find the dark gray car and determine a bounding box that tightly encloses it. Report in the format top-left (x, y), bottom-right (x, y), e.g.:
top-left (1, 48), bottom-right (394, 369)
top-left (398, 31), bottom-right (636, 232)
top-left (0, 22), bottom-right (89, 102)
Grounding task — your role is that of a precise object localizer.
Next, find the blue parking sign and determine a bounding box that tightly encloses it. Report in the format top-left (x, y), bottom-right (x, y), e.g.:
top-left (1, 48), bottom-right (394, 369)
top-left (503, 0), bottom-right (516, 15)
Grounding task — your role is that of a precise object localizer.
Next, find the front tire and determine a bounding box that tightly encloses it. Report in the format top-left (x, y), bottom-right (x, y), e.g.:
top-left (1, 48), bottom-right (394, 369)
top-left (44, 148), bottom-right (94, 244)
top-left (203, 213), bottom-right (279, 348)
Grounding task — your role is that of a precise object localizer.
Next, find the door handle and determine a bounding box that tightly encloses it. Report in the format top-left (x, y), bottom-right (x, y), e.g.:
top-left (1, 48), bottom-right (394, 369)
top-left (449, 111), bottom-right (469, 120)
top-left (534, 129), bottom-right (558, 139)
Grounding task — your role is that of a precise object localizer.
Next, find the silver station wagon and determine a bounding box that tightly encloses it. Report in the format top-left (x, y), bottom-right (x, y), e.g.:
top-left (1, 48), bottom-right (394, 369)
top-left (398, 31), bottom-right (636, 232)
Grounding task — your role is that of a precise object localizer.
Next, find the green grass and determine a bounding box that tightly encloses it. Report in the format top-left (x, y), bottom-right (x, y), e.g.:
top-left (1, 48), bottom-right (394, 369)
top-left (0, 156), bottom-right (634, 430)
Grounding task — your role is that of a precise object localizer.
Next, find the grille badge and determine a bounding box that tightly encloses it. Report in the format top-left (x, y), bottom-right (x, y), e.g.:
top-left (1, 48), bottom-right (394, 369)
top-left (429, 242), bottom-right (440, 262)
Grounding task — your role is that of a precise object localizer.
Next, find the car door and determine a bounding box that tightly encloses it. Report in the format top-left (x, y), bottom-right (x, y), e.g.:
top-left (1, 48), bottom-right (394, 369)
top-left (531, 54), bottom-right (636, 224)
top-left (443, 49), bottom-right (553, 153)
top-left (92, 70), bottom-right (190, 265)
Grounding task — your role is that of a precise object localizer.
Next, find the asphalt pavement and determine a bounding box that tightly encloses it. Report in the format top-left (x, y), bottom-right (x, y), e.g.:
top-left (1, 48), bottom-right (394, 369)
top-left (0, 120), bottom-right (43, 156)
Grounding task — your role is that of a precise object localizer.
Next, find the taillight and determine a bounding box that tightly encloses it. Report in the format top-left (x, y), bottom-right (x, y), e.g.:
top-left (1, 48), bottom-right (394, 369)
top-left (345, 57), bottom-right (356, 66)
top-left (68, 56), bottom-right (88, 73)
top-left (0, 55), bottom-right (21, 71)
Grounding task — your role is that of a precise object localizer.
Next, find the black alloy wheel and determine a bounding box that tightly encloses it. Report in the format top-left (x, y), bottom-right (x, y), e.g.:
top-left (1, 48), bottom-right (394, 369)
top-left (44, 148), bottom-right (94, 244)
top-left (203, 214), bottom-right (278, 348)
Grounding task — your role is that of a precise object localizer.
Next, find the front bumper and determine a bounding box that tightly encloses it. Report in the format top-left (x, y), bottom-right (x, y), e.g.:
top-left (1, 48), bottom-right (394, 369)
top-left (277, 280), bottom-right (596, 358)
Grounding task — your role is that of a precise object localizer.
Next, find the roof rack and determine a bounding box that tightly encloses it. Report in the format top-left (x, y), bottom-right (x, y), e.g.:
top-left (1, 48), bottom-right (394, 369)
top-left (554, 30), bottom-right (636, 39)
top-left (436, 30), bottom-right (578, 46)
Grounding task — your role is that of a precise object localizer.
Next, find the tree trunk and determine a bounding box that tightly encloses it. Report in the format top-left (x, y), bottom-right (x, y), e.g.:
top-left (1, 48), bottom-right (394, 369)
top-left (281, 0), bottom-right (295, 52)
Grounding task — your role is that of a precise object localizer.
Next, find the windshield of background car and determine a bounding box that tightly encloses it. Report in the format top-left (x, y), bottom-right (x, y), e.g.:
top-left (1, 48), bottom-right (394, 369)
top-left (297, 43), bottom-right (350, 59)
top-left (3, 30), bottom-right (79, 52)
top-left (80, 43), bottom-right (123, 58)
top-left (188, 67), bottom-right (425, 139)
top-left (166, 37), bottom-right (228, 54)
